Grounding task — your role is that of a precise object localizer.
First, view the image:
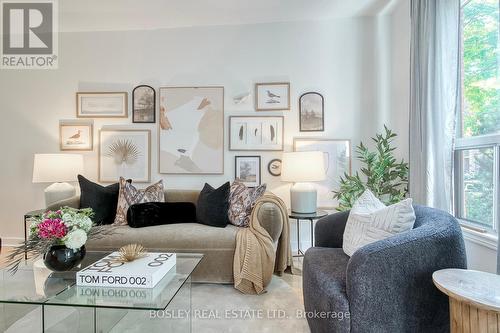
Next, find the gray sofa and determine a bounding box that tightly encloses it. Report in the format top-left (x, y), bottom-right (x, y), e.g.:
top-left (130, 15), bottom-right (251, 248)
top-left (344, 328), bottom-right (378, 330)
top-left (48, 189), bottom-right (284, 284)
top-left (303, 205), bottom-right (467, 333)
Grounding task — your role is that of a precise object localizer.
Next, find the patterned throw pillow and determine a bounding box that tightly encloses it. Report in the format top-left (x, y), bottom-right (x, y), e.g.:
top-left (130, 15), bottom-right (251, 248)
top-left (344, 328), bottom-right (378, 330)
top-left (342, 189), bottom-right (415, 256)
top-left (228, 182), bottom-right (267, 227)
top-left (113, 178), bottom-right (165, 226)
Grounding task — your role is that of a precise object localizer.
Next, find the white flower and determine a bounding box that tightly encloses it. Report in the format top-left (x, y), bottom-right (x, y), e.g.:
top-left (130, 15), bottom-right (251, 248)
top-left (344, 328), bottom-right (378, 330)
top-left (64, 229), bottom-right (87, 250)
top-left (79, 216), bottom-right (93, 232)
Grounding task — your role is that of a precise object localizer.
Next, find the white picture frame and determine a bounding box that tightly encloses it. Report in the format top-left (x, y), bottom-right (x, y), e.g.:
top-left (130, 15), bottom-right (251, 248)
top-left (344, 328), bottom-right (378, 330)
top-left (229, 116), bottom-right (284, 151)
top-left (77, 92), bottom-right (128, 118)
top-left (294, 138), bottom-right (351, 209)
top-left (255, 82), bottom-right (290, 111)
top-left (99, 129), bottom-right (151, 183)
top-left (59, 120), bottom-right (93, 151)
top-left (158, 86), bottom-right (224, 174)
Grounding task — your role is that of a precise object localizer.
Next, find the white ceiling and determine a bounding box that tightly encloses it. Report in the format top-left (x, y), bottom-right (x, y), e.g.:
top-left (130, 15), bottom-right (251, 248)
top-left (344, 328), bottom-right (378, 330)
top-left (59, 0), bottom-right (396, 32)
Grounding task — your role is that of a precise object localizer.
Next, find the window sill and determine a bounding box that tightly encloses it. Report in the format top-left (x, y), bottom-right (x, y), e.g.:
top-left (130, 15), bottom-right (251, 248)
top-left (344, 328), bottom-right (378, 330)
top-left (459, 221), bottom-right (498, 251)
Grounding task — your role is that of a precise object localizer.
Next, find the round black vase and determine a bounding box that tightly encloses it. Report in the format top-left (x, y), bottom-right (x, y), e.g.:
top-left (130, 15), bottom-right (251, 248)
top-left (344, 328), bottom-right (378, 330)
top-left (44, 245), bottom-right (86, 271)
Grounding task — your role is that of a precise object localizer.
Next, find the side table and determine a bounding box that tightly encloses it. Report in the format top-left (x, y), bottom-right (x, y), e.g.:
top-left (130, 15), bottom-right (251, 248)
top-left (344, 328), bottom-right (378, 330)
top-left (23, 209), bottom-right (44, 259)
top-left (288, 210), bottom-right (328, 257)
top-left (433, 269), bottom-right (500, 332)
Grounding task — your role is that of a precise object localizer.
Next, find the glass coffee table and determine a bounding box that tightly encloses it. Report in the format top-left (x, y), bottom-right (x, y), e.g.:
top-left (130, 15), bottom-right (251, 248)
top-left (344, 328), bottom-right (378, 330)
top-left (0, 251), bottom-right (203, 332)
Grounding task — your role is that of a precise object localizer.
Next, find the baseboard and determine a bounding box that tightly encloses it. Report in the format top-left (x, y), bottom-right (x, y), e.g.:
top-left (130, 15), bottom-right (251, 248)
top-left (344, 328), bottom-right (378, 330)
top-left (1, 237), bottom-right (24, 247)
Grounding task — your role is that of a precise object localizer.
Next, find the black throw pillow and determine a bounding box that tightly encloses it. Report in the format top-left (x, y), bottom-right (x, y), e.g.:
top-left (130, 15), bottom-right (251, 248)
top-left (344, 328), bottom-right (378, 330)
top-left (78, 175), bottom-right (130, 225)
top-left (127, 202), bottom-right (197, 228)
top-left (196, 182), bottom-right (230, 228)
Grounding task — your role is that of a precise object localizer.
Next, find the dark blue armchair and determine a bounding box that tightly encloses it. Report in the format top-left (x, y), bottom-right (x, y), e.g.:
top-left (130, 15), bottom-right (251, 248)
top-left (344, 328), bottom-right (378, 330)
top-left (303, 205), bottom-right (467, 333)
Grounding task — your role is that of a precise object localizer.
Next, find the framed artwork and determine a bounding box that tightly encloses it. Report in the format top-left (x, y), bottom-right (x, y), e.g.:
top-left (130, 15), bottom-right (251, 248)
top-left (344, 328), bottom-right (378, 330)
top-left (159, 86), bottom-right (224, 174)
top-left (59, 120), bottom-right (93, 151)
top-left (299, 92), bottom-right (324, 132)
top-left (267, 159), bottom-right (282, 177)
top-left (235, 156), bottom-right (261, 187)
top-left (133, 85), bottom-right (156, 123)
top-left (99, 129), bottom-right (151, 183)
top-left (77, 92), bottom-right (128, 118)
top-left (255, 82), bottom-right (290, 111)
top-left (294, 138), bottom-right (351, 209)
top-left (229, 116), bottom-right (284, 151)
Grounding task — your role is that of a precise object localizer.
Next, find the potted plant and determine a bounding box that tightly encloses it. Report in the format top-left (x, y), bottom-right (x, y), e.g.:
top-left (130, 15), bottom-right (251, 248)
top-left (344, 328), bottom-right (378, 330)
top-left (6, 207), bottom-right (115, 273)
top-left (334, 126), bottom-right (409, 211)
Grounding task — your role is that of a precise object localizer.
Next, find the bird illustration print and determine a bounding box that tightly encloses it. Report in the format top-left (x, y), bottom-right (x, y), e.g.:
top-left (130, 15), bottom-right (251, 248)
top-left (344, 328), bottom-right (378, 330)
top-left (266, 90), bottom-right (281, 104)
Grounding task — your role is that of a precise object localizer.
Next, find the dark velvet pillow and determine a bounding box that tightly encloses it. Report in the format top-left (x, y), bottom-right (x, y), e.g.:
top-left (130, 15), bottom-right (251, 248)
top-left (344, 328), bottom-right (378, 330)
top-left (127, 202), bottom-right (197, 228)
top-left (78, 175), bottom-right (130, 225)
top-left (196, 182), bottom-right (230, 228)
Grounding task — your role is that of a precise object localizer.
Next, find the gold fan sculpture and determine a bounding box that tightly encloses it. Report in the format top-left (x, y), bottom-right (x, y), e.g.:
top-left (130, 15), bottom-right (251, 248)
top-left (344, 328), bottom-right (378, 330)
top-left (114, 244), bottom-right (147, 263)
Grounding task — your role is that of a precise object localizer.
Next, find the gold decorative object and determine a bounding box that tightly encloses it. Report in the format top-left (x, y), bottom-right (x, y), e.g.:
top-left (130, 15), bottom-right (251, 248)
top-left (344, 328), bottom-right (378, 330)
top-left (114, 244), bottom-right (147, 263)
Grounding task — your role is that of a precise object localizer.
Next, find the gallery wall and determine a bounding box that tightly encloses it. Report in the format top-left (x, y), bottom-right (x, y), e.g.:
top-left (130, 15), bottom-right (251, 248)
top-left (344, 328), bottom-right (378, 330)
top-left (0, 16), bottom-right (409, 242)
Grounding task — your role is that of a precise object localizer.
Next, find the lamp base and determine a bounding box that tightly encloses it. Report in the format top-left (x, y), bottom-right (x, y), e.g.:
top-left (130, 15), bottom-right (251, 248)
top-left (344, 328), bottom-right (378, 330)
top-left (290, 183), bottom-right (317, 214)
top-left (44, 182), bottom-right (76, 207)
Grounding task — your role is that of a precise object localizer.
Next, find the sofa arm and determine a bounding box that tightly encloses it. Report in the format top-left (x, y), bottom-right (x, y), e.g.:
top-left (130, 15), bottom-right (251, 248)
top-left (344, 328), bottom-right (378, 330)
top-left (345, 221), bottom-right (467, 332)
top-left (46, 196), bottom-right (81, 211)
top-left (314, 210), bottom-right (349, 248)
top-left (255, 202), bottom-right (283, 244)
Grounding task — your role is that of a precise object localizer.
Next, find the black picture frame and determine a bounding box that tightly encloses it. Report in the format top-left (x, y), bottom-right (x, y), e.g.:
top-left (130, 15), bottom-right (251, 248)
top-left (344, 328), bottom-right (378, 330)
top-left (132, 85), bottom-right (156, 123)
top-left (267, 159), bottom-right (282, 177)
top-left (299, 92), bottom-right (324, 132)
top-left (235, 156), bottom-right (261, 187)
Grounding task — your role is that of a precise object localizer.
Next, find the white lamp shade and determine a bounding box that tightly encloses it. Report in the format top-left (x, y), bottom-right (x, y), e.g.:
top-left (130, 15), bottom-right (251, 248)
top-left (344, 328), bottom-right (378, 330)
top-left (32, 154), bottom-right (84, 183)
top-left (281, 151), bottom-right (326, 182)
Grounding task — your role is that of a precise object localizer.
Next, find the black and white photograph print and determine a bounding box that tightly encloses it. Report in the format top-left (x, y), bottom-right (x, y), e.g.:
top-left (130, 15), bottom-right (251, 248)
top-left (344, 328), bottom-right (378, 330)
top-left (235, 156), bottom-right (261, 187)
top-left (255, 82), bottom-right (290, 111)
top-left (133, 85), bottom-right (156, 123)
top-left (299, 92), bottom-right (324, 132)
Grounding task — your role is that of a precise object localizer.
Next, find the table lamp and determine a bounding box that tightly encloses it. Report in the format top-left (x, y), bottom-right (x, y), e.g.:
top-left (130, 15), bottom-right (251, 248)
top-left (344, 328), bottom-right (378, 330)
top-left (281, 151), bottom-right (326, 214)
top-left (32, 154), bottom-right (84, 207)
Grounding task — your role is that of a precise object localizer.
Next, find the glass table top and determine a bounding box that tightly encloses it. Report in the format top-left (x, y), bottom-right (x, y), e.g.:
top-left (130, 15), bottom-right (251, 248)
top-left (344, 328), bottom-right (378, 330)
top-left (0, 251), bottom-right (203, 311)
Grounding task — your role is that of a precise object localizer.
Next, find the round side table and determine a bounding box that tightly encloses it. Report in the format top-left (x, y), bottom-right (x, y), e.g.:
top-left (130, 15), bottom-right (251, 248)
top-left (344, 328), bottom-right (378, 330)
top-left (288, 210), bottom-right (328, 257)
top-left (433, 269), bottom-right (500, 332)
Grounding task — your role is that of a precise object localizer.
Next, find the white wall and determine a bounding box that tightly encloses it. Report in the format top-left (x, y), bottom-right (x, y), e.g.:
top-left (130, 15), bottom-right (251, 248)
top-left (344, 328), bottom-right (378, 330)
top-left (0, 17), bottom-right (389, 241)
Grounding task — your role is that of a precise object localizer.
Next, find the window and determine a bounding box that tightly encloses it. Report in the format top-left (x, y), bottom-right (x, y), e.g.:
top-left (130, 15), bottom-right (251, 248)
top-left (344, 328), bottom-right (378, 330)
top-left (455, 0), bottom-right (500, 233)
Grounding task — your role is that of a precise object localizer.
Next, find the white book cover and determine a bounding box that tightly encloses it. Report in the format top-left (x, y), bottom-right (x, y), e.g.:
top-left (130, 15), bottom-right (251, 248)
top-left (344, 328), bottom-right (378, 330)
top-left (77, 252), bottom-right (176, 289)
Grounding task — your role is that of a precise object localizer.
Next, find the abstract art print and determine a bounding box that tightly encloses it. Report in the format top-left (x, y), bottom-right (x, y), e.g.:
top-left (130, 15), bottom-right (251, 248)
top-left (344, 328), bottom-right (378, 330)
top-left (255, 82), bottom-right (290, 111)
top-left (133, 85), bottom-right (156, 123)
top-left (229, 116), bottom-right (284, 151)
top-left (299, 92), bottom-right (324, 131)
top-left (159, 87), bottom-right (224, 174)
top-left (235, 156), bottom-right (261, 187)
top-left (99, 129), bottom-right (151, 183)
top-left (77, 92), bottom-right (128, 118)
top-left (59, 120), bottom-right (93, 151)
top-left (294, 138), bottom-right (351, 209)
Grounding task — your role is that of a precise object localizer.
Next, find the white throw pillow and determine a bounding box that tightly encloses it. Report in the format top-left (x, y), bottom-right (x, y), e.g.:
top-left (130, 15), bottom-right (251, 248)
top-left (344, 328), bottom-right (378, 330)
top-left (342, 190), bottom-right (416, 256)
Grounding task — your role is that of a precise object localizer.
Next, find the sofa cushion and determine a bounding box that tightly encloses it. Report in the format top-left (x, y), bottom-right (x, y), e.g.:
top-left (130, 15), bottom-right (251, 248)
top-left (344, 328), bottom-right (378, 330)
top-left (127, 202), bottom-right (197, 228)
top-left (114, 178), bottom-right (165, 226)
top-left (343, 190), bottom-right (415, 256)
top-left (196, 182), bottom-right (230, 228)
top-left (228, 182), bottom-right (266, 227)
top-left (78, 175), bottom-right (124, 225)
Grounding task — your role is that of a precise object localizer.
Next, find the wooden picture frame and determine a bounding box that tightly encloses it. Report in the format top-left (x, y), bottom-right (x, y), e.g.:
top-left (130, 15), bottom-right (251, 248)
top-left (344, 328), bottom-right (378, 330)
top-left (235, 156), bottom-right (261, 187)
top-left (229, 116), bottom-right (284, 151)
top-left (77, 92), bottom-right (128, 118)
top-left (59, 120), bottom-right (93, 151)
top-left (299, 92), bottom-right (324, 132)
top-left (255, 82), bottom-right (290, 111)
top-left (158, 86), bottom-right (224, 174)
top-left (133, 85), bottom-right (156, 123)
top-left (99, 129), bottom-right (151, 183)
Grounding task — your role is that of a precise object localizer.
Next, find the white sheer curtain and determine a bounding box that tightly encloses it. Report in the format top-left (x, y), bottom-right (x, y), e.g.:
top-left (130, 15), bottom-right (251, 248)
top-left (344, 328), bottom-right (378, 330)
top-left (409, 0), bottom-right (461, 212)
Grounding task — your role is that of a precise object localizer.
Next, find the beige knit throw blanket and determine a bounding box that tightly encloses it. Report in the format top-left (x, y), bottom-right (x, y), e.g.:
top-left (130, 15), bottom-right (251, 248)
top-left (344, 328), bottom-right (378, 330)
top-left (234, 193), bottom-right (294, 295)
